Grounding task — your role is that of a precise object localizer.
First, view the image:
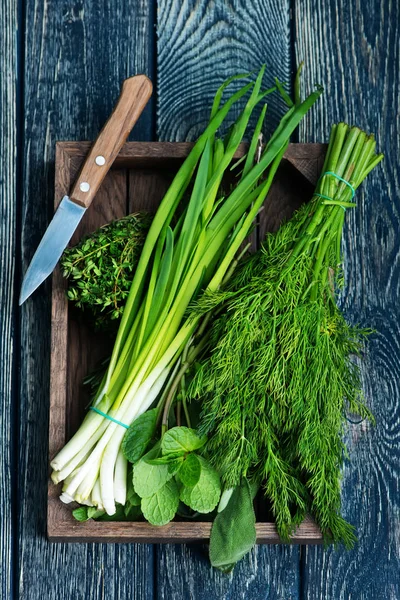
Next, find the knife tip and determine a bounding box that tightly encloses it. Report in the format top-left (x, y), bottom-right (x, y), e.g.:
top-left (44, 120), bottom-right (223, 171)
top-left (19, 284), bottom-right (31, 306)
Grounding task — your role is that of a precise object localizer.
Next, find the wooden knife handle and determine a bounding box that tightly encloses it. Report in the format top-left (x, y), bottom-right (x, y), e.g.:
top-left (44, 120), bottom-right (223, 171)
top-left (70, 75), bottom-right (152, 208)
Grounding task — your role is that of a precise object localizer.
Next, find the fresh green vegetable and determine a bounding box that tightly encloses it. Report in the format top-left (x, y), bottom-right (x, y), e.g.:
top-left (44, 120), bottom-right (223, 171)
top-left (189, 123), bottom-right (383, 549)
top-left (209, 478), bottom-right (257, 572)
top-left (179, 455), bottom-right (221, 513)
top-left (131, 426), bottom-right (221, 524)
top-left (61, 212), bottom-right (151, 329)
top-left (141, 479), bottom-right (180, 526)
top-left (51, 66), bottom-right (321, 519)
top-left (122, 407), bottom-right (159, 463)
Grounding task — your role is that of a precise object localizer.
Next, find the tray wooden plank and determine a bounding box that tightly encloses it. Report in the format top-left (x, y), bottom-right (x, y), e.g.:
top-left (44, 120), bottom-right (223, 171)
top-left (49, 141), bottom-right (325, 543)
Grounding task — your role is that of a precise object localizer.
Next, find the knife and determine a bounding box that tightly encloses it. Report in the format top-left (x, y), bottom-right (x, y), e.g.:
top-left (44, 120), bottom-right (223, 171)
top-left (19, 74), bottom-right (153, 305)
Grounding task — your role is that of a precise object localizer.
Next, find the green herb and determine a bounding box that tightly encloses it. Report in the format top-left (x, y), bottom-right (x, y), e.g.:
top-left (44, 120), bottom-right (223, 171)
top-left (179, 456), bottom-right (221, 513)
top-left (176, 453), bottom-right (201, 487)
top-left (161, 426), bottom-right (207, 455)
top-left (131, 426), bottom-right (221, 524)
top-left (61, 212), bottom-right (151, 330)
top-left (72, 503), bottom-right (141, 522)
top-left (122, 407), bottom-right (158, 463)
top-left (209, 478), bottom-right (257, 572)
top-left (72, 506), bottom-right (92, 522)
top-left (132, 444), bottom-right (174, 497)
top-left (141, 479), bottom-right (180, 526)
top-left (190, 123), bottom-right (382, 548)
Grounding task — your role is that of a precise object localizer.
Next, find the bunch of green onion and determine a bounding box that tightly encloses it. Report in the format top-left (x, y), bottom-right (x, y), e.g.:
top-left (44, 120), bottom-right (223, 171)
top-left (50, 67), bottom-right (322, 515)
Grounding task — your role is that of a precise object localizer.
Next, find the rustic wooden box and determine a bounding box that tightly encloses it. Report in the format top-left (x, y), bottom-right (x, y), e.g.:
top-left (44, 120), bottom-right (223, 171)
top-left (48, 141), bottom-right (325, 543)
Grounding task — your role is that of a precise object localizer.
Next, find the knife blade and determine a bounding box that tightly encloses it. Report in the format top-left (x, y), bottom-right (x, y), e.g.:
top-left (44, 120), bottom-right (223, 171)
top-left (19, 74), bottom-right (153, 305)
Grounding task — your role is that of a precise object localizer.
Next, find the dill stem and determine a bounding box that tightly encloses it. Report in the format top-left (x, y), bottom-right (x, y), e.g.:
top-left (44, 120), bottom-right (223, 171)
top-left (161, 334), bottom-right (209, 433)
top-left (180, 374), bottom-right (191, 428)
top-left (176, 401), bottom-right (182, 427)
top-left (310, 206), bottom-right (345, 301)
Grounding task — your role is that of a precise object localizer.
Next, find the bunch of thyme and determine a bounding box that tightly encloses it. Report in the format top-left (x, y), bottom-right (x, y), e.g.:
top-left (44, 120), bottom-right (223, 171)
top-left (61, 213), bottom-right (151, 329)
top-left (189, 123), bottom-right (383, 546)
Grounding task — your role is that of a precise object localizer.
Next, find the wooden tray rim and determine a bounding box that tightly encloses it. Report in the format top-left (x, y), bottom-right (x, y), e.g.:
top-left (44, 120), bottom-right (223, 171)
top-left (48, 141), bottom-right (325, 544)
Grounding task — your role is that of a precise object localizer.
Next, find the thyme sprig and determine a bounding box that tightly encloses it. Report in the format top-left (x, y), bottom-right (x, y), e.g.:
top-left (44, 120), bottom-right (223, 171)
top-left (61, 213), bottom-right (151, 329)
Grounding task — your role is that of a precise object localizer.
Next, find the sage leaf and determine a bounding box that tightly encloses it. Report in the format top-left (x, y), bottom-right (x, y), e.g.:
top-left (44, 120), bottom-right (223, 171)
top-left (180, 456), bottom-right (221, 513)
top-left (176, 453), bottom-right (201, 487)
top-left (141, 479), bottom-right (179, 526)
top-left (161, 426), bottom-right (207, 455)
top-left (209, 478), bottom-right (256, 572)
top-left (122, 408), bottom-right (158, 463)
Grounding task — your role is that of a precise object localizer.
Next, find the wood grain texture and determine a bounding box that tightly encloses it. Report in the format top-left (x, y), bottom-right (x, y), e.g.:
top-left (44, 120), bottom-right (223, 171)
top-left (295, 1), bottom-right (400, 598)
top-left (70, 75), bottom-right (152, 208)
top-left (156, 543), bottom-right (300, 600)
top-left (0, 0), bottom-right (17, 598)
top-left (48, 518), bottom-right (322, 544)
top-left (155, 1), bottom-right (302, 594)
top-left (157, 0), bottom-right (292, 142)
top-left (19, 2), bottom-right (155, 599)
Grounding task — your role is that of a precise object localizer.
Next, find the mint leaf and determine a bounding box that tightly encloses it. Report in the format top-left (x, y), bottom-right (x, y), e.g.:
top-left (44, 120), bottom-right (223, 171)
top-left (147, 454), bottom-right (184, 465)
top-left (133, 444), bottom-right (173, 498)
top-left (161, 427), bottom-right (207, 455)
top-left (176, 453), bottom-right (201, 487)
top-left (168, 459), bottom-right (184, 476)
top-left (72, 507), bottom-right (89, 522)
top-left (141, 479), bottom-right (179, 526)
top-left (87, 507), bottom-right (106, 519)
top-left (122, 408), bottom-right (158, 463)
top-left (127, 476), bottom-right (141, 506)
top-left (180, 456), bottom-right (221, 513)
top-left (209, 478), bottom-right (256, 572)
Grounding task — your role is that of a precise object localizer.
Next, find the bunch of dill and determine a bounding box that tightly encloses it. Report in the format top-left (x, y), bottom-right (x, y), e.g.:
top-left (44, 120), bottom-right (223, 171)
top-left (189, 123), bottom-right (383, 546)
top-left (61, 212), bottom-right (151, 330)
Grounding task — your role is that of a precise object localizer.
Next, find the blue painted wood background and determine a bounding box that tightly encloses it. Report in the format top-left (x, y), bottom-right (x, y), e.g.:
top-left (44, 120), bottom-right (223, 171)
top-left (1, 0), bottom-right (399, 598)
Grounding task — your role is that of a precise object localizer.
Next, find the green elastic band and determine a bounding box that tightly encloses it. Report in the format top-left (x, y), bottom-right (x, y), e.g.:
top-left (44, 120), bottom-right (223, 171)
top-left (89, 406), bottom-right (129, 429)
top-left (323, 171), bottom-right (355, 198)
top-left (314, 193), bottom-right (346, 211)
top-left (314, 171), bottom-right (356, 211)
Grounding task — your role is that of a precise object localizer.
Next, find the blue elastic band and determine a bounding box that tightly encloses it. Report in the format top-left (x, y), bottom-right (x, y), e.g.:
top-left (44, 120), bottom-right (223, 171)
top-left (314, 171), bottom-right (356, 212)
top-left (89, 406), bottom-right (129, 429)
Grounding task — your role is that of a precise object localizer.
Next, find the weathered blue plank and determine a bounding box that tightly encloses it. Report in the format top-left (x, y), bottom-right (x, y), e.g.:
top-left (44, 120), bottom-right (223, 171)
top-left (18, 2), bottom-right (156, 598)
top-left (157, 0), bottom-right (292, 142)
top-left (0, 0), bottom-right (18, 597)
top-left (156, 1), bottom-right (301, 596)
top-left (157, 544), bottom-right (300, 600)
top-left (295, 1), bottom-right (400, 598)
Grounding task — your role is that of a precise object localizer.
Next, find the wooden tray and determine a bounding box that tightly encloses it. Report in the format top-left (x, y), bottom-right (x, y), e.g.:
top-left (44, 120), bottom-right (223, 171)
top-left (48, 141), bottom-right (326, 543)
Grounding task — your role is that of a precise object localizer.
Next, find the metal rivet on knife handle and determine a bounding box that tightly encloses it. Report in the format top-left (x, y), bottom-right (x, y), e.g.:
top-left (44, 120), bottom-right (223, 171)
top-left (95, 155), bottom-right (106, 166)
top-left (80, 182), bottom-right (90, 192)
top-left (69, 75), bottom-right (153, 209)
